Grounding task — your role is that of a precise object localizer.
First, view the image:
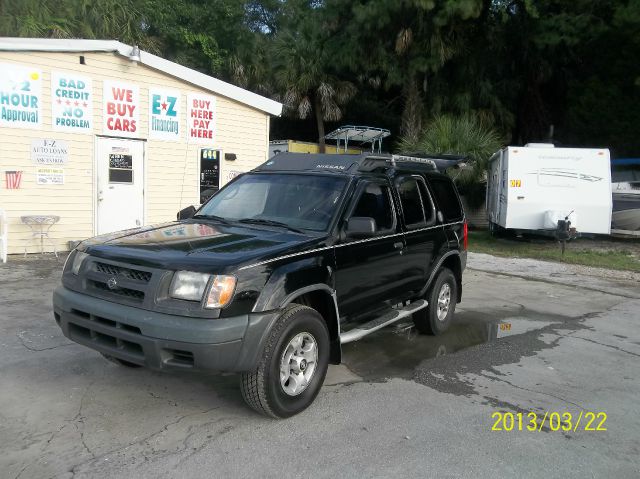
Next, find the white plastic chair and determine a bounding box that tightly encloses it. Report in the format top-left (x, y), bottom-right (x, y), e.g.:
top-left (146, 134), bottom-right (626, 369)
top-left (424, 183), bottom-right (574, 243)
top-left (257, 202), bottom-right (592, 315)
top-left (0, 209), bottom-right (7, 263)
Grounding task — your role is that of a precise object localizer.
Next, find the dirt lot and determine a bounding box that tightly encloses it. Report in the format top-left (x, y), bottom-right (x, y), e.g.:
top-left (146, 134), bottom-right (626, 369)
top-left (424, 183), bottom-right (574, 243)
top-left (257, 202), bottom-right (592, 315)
top-left (1, 253), bottom-right (639, 478)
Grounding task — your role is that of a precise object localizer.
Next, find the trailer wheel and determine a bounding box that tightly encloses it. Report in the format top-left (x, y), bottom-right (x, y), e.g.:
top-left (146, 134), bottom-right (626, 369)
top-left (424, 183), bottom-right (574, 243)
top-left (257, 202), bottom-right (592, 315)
top-left (413, 268), bottom-right (458, 335)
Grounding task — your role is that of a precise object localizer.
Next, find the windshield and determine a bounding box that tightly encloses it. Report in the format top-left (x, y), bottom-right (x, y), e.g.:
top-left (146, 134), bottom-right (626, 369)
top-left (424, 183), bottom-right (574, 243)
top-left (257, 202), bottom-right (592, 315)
top-left (196, 173), bottom-right (348, 232)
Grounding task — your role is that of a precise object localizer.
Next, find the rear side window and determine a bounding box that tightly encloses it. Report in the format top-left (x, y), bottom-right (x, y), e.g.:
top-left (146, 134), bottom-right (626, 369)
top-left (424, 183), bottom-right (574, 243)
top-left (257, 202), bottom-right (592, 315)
top-left (397, 177), bottom-right (435, 228)
top-left (428, 177), bottom-right (463, 222)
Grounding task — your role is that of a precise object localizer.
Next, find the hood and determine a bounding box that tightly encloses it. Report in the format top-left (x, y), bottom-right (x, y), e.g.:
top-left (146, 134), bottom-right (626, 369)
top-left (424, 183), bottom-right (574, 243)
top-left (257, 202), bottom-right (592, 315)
top-left (79, 220), bottom-right (325, 272)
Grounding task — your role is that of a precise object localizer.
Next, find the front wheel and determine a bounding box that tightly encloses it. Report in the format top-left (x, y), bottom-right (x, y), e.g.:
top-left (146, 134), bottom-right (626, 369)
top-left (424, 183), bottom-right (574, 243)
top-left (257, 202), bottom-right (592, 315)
top-left (240, 304), bottom-right (330, 418)
top-left (413, 268), bottom-right (458, 335)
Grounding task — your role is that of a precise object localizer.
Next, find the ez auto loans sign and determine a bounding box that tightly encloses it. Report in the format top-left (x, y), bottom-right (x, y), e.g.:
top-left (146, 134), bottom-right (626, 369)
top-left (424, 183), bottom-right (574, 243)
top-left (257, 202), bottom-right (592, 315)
top-left (103, 80), bottom-right (139, 137)
top-left (52, 72), bottom-right (93, 132)
top-left (0, 63), bottom-right (42, 128)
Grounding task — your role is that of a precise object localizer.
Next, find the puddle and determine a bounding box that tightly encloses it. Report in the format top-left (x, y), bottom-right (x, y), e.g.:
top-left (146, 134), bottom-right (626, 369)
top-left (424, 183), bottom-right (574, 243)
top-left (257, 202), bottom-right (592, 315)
top-left (340, 311), bottom-right (556, 382)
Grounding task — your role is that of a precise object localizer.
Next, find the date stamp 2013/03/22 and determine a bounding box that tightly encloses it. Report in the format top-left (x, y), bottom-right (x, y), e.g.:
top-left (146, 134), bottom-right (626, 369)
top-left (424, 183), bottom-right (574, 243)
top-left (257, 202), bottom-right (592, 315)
top-left (491, 411), bottom-right (607, 432)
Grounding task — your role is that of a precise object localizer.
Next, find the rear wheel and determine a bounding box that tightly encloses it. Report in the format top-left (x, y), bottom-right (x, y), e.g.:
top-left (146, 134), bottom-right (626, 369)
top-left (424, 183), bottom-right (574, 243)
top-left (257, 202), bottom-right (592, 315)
top-left (413, 268), bottom-right (458, 335)
top-left (240, 304), bottom-right (330, 418)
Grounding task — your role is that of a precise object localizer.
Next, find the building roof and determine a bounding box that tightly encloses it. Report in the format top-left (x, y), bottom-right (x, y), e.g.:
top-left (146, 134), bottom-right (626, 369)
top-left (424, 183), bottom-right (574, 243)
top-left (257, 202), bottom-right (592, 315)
top-left (0, 37), bottom-right (283, 116)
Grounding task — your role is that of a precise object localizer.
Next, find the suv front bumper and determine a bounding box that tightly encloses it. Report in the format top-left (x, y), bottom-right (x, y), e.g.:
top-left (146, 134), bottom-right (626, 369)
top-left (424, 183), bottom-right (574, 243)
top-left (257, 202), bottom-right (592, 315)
top-left (53, 286), bottom-right (278, 373)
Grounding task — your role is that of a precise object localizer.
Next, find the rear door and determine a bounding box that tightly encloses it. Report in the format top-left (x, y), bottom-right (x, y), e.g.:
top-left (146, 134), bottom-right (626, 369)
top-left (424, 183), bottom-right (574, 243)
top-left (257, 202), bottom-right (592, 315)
top-left (334, 179), bottom-right (406, 318)
top-left (427, 176), bottom-right (465, 251)
top-left (395, 175), bottom-right (442, 294)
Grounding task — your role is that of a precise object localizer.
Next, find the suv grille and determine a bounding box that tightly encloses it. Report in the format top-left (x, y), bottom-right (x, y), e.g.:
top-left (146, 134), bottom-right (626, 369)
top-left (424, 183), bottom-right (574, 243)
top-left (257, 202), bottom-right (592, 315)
top-left (91, 280), bottom-right (146, 301)
top-left (81, 258), bottom-right (156, 304)
top-left (94, 262), bottom-right (152, 283)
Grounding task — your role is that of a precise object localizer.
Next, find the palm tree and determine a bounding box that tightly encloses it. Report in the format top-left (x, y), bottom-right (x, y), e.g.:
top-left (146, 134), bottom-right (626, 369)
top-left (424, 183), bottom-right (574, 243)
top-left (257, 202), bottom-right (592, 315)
top-left (271, 20), bottom-right (355, 152)
top-left (0, 0), bottom-right (158, 53)
top-left (400, 113), bottom-right (503, 206)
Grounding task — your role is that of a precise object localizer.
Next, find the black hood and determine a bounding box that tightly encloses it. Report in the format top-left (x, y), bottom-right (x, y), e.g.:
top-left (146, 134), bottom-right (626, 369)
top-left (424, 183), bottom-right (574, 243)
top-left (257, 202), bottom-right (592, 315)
top-left (79, 220), bottom-right (324, 273)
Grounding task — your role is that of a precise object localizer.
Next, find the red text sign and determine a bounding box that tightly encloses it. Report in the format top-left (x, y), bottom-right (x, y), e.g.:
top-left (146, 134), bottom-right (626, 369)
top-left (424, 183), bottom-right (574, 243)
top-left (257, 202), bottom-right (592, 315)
top-left (187, 93), bottom-right (216, 143)
top-left (103, 80), bottom-right (139, 137)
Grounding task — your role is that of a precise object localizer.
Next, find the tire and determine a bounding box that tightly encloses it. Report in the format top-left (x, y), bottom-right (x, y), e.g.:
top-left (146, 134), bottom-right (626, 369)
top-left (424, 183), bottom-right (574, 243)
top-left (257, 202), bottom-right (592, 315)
top-left (413, 268), bottom-right (457, 335)
top-left (240, 304), bottom-right (330, 418)
top-left (101, 353), bottom-right (142, 368)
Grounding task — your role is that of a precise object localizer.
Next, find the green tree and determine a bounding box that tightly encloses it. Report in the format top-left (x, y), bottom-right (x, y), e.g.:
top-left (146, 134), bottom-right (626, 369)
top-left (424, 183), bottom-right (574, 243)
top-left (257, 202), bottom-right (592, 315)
top-left (270, 6), bottom-right (356, 152)
top-left (400, 113), bottom-right (503, 205)
top-left (329, 0), bottom-right (483, 143)
top-left (0, 0), bottom-right (158, 51)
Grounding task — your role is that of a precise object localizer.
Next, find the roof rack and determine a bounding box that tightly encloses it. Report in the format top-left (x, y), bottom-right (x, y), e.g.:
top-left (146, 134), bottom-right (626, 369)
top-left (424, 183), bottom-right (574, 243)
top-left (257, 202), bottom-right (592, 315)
top-left (324, 125), bottom-right (391, 153)
top-left (358, 154), bottom-right (438, 172)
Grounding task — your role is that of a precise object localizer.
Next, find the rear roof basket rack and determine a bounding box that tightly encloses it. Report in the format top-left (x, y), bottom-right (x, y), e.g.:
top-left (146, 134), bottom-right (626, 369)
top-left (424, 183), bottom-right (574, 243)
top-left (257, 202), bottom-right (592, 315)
top-left (358, 154), bottom-right (438, 172)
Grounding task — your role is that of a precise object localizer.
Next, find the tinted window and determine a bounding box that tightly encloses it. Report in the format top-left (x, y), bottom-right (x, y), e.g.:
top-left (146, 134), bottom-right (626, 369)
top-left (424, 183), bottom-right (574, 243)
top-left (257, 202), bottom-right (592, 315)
top-left (352, 183), bottom-right (394, 231)
top-left (418, 181), bottom-right (435, 223)
top-left (429, 177), bottom-right (463, 221)
top-left (398, 178), bottom-right (426, 226)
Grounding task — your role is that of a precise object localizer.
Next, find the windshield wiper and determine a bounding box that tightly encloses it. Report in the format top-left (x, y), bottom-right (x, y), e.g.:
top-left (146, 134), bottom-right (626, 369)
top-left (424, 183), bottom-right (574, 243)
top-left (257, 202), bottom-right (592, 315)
top-left (192, 214), bottom-right (232, 225)
top-left (236, 218), bottom-right (305, 234)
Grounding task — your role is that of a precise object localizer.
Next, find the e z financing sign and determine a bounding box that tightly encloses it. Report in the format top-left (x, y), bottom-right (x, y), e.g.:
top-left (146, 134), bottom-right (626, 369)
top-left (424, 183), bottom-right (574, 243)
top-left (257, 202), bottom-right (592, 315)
top-left (149, 88), bottom-right (180, 141)
top-left (103, 80), bottom-right (139, 137)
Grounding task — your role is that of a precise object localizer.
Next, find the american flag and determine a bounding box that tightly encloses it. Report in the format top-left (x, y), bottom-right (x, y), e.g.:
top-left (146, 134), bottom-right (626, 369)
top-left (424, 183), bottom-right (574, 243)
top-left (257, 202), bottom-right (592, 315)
top-left (5, 171), bottom-right (23, 189)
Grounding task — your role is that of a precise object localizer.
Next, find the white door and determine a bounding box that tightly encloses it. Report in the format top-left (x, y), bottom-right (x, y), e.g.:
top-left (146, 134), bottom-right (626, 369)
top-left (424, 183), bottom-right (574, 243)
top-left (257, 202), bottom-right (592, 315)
top-left (96, 137), bottom-right (145, 235)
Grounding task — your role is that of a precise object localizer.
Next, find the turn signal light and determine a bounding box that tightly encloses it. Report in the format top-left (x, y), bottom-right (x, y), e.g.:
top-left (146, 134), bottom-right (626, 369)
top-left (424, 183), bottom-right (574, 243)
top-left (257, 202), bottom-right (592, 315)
top-left (204, 275), bottom-right (237, 309)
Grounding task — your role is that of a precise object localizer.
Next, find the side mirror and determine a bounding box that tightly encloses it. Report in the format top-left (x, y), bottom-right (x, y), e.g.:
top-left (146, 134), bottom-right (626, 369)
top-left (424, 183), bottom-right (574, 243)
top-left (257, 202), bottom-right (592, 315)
top-left (177, 205), bottom-right (196, 220)
top-left (346, 217), bottom-right (377, 238)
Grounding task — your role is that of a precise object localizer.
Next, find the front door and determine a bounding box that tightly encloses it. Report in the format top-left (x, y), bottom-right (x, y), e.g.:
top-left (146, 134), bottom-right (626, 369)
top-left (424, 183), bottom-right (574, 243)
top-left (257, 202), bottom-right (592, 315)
top-left (96, 137), bottom-right (144, 235)
top-left (334, 180), bottom-right (407, 319)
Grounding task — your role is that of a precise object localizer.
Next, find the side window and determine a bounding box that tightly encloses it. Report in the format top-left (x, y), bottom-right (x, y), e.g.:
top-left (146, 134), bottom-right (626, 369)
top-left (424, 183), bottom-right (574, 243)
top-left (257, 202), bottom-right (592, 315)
top-left (428, 177), bottom-right (463, 222)
top-left (417, 179), bottom-right (436, 224)
top-left (397, 178), bottom-right (426, 227)
top-left (352, 183), bottom-right (395, 232)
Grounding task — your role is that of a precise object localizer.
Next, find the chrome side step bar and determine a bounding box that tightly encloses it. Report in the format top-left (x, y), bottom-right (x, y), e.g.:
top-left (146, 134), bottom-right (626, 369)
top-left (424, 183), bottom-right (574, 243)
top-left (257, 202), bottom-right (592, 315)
top-left (339, 299), bottom-right (428, 344)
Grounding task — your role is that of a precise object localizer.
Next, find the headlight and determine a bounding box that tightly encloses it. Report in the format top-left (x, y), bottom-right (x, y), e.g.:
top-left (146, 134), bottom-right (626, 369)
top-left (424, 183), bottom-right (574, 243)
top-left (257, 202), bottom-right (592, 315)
top-left (204, 275), bottom-right (236, 309)
top-left (71, 251), bottom-right (89, 275)
top-left (170, 271), bottom-right (211, 301)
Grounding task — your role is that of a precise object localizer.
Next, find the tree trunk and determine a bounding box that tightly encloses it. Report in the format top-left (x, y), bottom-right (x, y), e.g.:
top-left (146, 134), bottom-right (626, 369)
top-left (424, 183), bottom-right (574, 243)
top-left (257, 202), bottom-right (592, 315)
top-left (400, 75), bottom-right (423, 145)
top-left (314, 94), bottom-right (326, 153)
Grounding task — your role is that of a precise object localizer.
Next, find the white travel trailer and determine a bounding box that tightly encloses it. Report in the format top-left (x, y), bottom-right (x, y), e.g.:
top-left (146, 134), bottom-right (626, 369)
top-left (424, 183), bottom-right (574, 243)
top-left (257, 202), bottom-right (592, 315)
top-left (486, 144), bottom-right (612, 235)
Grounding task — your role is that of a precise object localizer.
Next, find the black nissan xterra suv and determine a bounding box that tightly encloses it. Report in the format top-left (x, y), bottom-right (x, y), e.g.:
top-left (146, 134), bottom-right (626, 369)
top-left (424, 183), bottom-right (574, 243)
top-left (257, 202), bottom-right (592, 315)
top-left (53, 152), bottom-right (467, 418)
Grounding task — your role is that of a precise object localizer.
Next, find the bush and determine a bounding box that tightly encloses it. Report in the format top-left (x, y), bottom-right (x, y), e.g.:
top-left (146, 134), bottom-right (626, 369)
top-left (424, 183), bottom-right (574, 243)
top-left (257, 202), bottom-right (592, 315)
top-left (399, 114), bottom-right (503, 207)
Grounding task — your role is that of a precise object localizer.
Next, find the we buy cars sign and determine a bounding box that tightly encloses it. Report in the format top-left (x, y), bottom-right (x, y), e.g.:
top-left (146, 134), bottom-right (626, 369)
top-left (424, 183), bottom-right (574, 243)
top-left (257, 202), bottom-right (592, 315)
top-left (103, 80), bottom-right (139, 137)
top-left (187, 93), bottom-right (216, 144)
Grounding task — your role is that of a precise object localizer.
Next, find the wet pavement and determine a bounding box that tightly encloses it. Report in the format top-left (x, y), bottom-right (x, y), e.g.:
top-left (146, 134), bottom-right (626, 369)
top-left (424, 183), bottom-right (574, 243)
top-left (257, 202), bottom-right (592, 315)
top-left (1, 253), bottom-right (639, 478)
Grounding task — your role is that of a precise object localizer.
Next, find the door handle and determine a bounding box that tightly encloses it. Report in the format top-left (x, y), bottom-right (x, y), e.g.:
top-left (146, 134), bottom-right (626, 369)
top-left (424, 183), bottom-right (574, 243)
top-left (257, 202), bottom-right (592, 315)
top-left (393, 242), bottom-right (403, 249)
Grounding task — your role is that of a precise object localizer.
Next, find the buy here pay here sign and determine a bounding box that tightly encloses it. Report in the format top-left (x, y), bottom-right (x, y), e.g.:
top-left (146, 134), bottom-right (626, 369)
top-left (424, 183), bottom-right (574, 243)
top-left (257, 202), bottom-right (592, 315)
top-left (188, 93), bottom-right (216, 144)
